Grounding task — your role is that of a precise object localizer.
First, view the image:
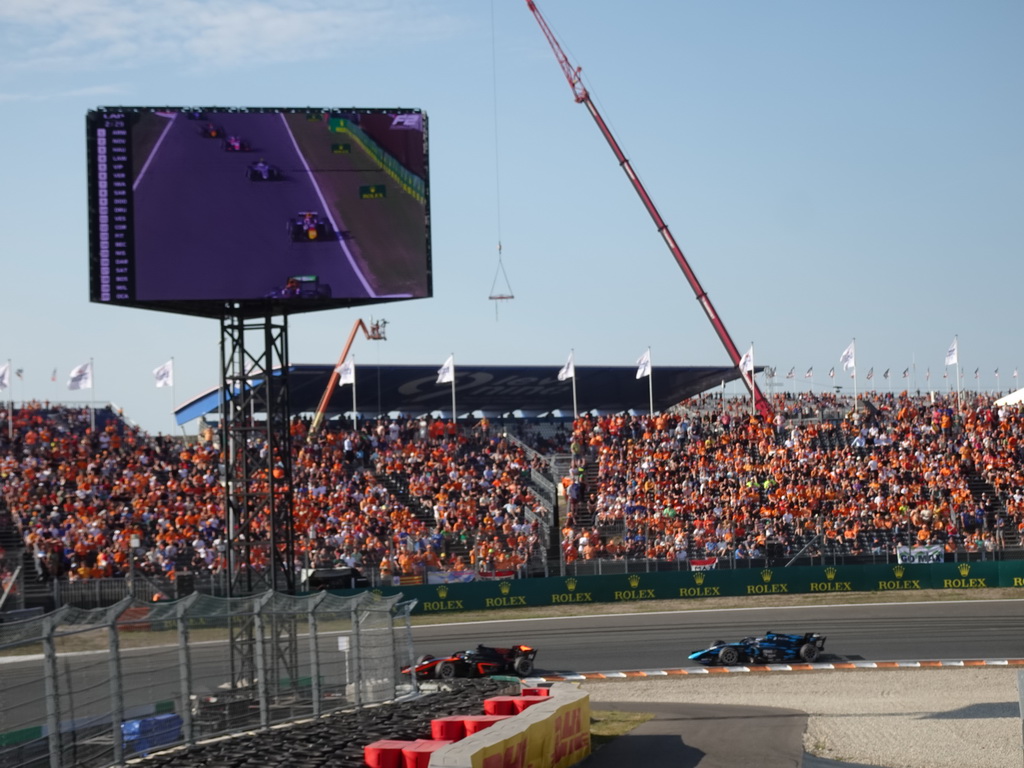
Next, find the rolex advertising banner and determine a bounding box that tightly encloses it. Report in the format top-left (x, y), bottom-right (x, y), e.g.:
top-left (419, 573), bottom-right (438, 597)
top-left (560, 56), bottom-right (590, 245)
top-left (328, 560), bottom-right (1024, 615)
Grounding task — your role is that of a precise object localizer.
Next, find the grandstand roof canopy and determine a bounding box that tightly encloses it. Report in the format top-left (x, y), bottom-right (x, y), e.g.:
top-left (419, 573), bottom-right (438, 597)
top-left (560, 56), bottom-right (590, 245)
top-left (174, 363), bottom-right (751, 425)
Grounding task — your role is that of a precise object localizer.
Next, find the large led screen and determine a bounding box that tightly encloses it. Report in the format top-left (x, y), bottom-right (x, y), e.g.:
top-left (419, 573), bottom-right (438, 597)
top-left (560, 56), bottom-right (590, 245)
top-left (87, 107), bottom-right (431, 318)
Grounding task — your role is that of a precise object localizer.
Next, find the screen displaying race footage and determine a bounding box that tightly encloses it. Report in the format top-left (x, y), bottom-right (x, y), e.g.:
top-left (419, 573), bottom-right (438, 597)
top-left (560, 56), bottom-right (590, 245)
top-left (86, 107), bottom-right (431, 318)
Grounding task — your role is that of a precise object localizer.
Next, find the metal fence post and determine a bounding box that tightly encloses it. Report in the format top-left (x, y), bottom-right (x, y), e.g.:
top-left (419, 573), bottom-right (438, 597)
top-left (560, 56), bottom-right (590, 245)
top-left (176, 593), bottom-right (200, 745)
top-left (105, 597), bottom-right (133, 767)
top-left (306, 591), bottom-right (327, 718)
top-left (42, 608), bottom-right (69, 768)
top-left (350, 596), bottom-right (363, 709)
top-left (398, 600), bottom-right (419, 697)
top-left (253, 591), bottom-right (275, 729)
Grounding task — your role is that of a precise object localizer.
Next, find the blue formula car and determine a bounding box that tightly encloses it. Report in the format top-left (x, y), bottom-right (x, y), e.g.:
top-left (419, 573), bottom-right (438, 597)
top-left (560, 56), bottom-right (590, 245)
top-left (688, 632), bottom-right (826, 666)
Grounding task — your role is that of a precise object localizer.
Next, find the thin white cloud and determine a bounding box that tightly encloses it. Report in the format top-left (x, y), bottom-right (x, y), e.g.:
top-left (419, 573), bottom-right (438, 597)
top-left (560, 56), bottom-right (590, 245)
top-left (0, 0), bottom-right (464, 73)
top-left (0, 83), bottom-right (126, 103)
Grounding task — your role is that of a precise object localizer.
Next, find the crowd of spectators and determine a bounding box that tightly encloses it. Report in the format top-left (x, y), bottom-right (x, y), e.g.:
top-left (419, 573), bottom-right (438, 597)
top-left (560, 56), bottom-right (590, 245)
top-left (1, 390), bottom-right (1022, 593)
top-left (0, 403), bottom-right (554, 588)
top-left (560, 391), bottom-right (1024, 565)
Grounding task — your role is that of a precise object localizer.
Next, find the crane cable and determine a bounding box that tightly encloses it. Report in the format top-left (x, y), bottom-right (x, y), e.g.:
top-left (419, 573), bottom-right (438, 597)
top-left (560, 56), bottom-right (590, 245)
top-left (488, 0), bottom-right (514, 315)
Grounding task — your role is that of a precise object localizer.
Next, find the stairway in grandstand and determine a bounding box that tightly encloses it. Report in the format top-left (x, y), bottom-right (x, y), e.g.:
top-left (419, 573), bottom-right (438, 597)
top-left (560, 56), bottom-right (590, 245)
top-left (0, 503), bottom-right (20, 556)
top-left (964, 470), bottom-right (1019, 547)
top-left (812, 423), bottom-right (850, 450)
top-left (376, 472), bottom-right (472, 567)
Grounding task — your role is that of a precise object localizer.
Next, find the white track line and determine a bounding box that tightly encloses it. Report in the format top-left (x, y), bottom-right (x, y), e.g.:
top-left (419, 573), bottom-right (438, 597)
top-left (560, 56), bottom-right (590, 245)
top-left (278, 113), bottom-right (376, 297)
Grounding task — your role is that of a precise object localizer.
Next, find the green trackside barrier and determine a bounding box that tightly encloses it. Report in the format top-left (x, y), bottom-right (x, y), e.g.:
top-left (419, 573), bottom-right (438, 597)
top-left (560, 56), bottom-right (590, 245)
top-left (332, 560), bottom-right (1024, 615)
top-left (0, 725), bottom-right (44, 747)
top-left (327, 117), bottom-right (425, 203)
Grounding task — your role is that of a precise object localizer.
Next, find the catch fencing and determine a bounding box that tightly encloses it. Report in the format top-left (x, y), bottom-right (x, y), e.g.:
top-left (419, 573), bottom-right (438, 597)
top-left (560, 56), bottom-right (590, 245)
top-left (0, 590), bottom-right (417, 768)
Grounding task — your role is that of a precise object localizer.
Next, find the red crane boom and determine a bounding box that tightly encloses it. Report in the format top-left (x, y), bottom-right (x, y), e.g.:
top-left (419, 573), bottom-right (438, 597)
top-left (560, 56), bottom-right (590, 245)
top-left (525, 0), bottom-right (771, 419)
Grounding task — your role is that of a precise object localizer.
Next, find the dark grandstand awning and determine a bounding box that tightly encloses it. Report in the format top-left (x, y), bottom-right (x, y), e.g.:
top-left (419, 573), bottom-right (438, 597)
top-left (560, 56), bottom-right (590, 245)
top-left (174, 363), bottom-right (752, 425)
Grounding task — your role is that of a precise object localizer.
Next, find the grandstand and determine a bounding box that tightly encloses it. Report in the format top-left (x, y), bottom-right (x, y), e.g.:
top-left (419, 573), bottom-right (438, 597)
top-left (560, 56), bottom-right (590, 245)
top-left (1, 388), bottom-right (1022, 613)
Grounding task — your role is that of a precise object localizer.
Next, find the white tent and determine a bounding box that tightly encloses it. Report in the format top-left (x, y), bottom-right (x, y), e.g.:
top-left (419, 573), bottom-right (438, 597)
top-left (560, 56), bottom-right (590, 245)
top-left (994, 388), bottom-right (1024, 407)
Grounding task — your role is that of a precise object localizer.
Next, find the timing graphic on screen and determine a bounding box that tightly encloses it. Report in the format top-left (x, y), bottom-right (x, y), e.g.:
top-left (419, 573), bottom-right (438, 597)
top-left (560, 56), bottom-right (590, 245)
top-left (86, 107), bottom-right (431, 318)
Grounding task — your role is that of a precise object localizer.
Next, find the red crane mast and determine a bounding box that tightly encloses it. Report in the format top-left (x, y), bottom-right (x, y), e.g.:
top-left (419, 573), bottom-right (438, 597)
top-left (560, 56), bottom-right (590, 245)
top-left (525, 0), bottom-right (771, 419)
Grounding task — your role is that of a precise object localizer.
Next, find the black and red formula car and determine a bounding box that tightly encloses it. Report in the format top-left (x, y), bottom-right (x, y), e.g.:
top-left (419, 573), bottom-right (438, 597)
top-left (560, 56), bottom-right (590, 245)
top-left (288, 211), bottom-right (331, 241)
top-left (402, 644), bottom-right (537, 680)
top-left (197, 122), bottom-right (224, 139)
top-left (223, 135), bottom-right (252, 152)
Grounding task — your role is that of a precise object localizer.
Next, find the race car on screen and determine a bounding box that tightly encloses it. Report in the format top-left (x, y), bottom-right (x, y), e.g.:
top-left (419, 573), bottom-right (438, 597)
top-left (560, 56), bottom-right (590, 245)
top-left (402, 644), bottom-right (537, 680)
top-left (223, 135), bottom-right (252, 152)
top-left (246, 159), bottom-right (281, 181)
top-left (197, 122), bottom-right (224, 139)
top-left (289, 211), bottom-right (331, 241)
top-left (688, 632), bottom-right (826, 666)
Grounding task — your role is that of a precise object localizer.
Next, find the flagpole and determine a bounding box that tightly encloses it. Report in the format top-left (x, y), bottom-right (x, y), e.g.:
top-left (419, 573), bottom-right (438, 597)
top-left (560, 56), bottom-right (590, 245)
top-left (749, 343), bottom-right (755, 417)
top-left (90, 357), bottom-right (96, 433)
top-left (351, 355), bottom-right (358, 432)
top-left (449, 352), bottom-right (456, 425)
top-left (852, 339), bottom-right (858, 414)
top-left (954, 335), bottom-right (961, 413)
top-left (571, 349), bottom-right (578, 420)
top-left (170, 356), bottom-right (176, 436)
top-left (6, 359), bottom-right (12, 441)
top-left (646, 347), bottom-right (653, 416)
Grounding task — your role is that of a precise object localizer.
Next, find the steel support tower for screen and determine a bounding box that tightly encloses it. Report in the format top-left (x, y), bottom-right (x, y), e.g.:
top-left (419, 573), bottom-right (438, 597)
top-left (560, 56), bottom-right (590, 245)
top-left (220, 312), bottom-right (298, 691)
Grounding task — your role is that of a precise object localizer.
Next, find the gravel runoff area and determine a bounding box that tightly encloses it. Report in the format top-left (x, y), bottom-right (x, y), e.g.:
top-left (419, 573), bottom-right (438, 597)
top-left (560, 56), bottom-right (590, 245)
top-left (579, 668), bottom-right (1023, 768)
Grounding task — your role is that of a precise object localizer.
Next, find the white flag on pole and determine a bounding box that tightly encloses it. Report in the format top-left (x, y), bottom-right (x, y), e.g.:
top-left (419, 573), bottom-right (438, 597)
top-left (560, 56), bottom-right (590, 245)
top-left (945, 337), bottom-right (958, 366)
top-left (153, 360), bottom-right (173, 388)
top-left (557, 351), bottom-right (575, 382)
top-left (336, 358), bottom-right (355, 385)
top-left (436, 354), bottom-right (454, 384)
top-left (68, 361), bottom-right (93, 391)
top-left (840, 341), bottom-right (856, 371)
top-left (804, 367), bottom-right (813, 379)
top-left (635, 349), bottom-right (651, 380)
top-left (0, 363), bottom-right (9, 391)
top-left (738, 346), bottom-right (754, 374)
top-left (866, 367), bottom-right (874, 380)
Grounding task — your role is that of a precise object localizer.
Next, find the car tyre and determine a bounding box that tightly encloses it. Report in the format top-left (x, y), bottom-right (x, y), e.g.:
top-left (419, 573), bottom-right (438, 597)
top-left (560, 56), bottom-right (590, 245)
top-left (513, 657), bottom-right (534, 677)
top-left (798, 643), bottom-right (820, 663)
top-left (717, 646), bottom-right (740, 666)
top-left (435, 661), bottom-right (456, 680)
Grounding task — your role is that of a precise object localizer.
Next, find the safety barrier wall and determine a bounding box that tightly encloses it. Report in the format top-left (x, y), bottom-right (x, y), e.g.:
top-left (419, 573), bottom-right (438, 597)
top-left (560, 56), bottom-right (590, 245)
top-left (428, 683), bottom-right (590, 768)
top-left (348, 560), bottom-right (1024, 615)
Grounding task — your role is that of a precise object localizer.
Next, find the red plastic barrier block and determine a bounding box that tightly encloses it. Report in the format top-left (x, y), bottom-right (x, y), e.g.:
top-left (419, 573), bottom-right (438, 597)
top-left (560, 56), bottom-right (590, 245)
top-left (364, 739), bottom-right (413, 768)
top-left (512, 696), bottom-right (551, 713)
top-left (462, 715), bottom-right (511, 735)
top-left (483, 696), bottom-right (519, 716)
top-left (402, 739), bottom-right (453, 768)
top-left (520, 687), bottom-right (550, 697)
top-left (431, 716), bottom-right (468, 741)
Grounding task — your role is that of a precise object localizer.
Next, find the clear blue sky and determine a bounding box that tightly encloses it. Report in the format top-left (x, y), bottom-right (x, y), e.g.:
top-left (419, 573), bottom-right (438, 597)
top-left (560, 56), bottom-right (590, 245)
top-left (1, 0), bottom-right (1021, 434)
